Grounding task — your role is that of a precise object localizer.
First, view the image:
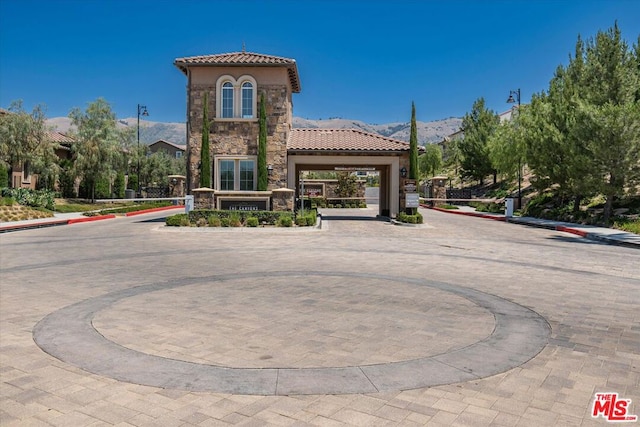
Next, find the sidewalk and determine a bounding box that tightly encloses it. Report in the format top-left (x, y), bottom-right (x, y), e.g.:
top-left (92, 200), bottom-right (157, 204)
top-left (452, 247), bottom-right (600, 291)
top-left (424, 205), bottom-right (640, 249)
top-left (0, 206), bottom-right (184, 233)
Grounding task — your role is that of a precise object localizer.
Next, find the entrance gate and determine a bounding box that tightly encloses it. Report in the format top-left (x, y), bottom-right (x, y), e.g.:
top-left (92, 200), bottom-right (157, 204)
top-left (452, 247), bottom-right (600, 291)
top-left (287, 155), bottom-right (401, 218)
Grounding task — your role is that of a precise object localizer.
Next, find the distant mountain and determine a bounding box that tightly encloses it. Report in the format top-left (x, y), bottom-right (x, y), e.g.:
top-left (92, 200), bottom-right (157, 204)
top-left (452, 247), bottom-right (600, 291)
top-left (292, 117), bottom-right (462, 145)
top-left (47, 116), bottom-right (462, 146)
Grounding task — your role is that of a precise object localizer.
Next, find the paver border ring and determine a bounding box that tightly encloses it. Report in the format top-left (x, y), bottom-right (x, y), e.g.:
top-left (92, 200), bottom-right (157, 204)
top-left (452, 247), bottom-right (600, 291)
top-left (33, 271), bottom-right (550, 395)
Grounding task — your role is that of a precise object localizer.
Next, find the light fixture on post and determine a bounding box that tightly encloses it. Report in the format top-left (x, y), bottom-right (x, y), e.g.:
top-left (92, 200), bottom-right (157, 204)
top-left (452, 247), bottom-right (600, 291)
top-left (137, 104), bottom-right (149, 197)
top-left (506, 89), bottom-right (521, 209)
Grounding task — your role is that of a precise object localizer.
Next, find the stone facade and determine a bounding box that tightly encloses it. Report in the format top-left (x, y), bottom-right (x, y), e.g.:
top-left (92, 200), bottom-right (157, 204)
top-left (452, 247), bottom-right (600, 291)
top-left (271, 188), bottom-right (295, 211)
top-left (187, 81), bottom-right (291, 193)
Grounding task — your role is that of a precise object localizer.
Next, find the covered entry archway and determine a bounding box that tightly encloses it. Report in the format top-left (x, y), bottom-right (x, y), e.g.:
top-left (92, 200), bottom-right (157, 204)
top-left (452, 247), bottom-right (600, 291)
top-left (286, 128), bottom-right (415, 218)
top-left (287, 155), bottom-right (400, 217)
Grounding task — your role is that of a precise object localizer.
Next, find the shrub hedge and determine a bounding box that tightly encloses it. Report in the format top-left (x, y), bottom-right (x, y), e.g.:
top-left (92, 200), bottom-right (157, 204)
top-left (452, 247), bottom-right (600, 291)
top-left (396, 212), bottom-right (423, 224)
top-left (166, 209), bottom-right (303, 227)
top-left (1, 188), bottom-right (55, 210)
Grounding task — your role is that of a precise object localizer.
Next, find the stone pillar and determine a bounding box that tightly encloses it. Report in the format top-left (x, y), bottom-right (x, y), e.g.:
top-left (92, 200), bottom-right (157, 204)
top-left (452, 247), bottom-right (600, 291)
top-left (168, 175), bottom-right (186, 203)
top-left (271, 188), bottom-right (294, 211)
top-left (192, 187), bottom-right (215, 210)
top-left (431, 177), bottom-right (447, 206)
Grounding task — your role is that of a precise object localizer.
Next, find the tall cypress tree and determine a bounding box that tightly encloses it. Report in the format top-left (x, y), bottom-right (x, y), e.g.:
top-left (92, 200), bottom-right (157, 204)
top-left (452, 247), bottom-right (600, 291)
top-left (257, 93), bottom-right (268, 191)
top-left (200, 92), bottom-right (211, 188)
top-left (409, 102), bottom-right (419, 180)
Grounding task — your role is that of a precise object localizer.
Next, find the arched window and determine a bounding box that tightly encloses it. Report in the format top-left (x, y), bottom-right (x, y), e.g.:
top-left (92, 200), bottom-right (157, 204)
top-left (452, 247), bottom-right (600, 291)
top-left (241, 82), bottom-right (253, 118)
top-left (216, 75), bottom-right (256, 119)
top-left (222, 82), bottom-right (234, 118)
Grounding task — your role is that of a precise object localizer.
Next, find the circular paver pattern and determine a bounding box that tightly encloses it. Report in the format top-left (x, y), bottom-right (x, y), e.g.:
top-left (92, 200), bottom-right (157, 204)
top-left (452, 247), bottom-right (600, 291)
top-left (33, 271), bottom-right (550, 395)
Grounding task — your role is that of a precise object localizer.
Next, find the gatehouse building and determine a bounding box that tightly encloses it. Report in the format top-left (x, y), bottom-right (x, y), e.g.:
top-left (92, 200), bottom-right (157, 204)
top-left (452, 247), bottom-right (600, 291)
top-left (174, 50), bottom-right (416, 217)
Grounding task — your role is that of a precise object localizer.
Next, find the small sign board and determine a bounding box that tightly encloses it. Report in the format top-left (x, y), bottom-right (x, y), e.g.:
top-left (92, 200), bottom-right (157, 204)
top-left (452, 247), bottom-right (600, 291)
top-left (403, 179), bottom-right (417, 193)
top-left (405, 193), bottom-right (420, 208)
top-left (220, 200), bottom-right (268, 211)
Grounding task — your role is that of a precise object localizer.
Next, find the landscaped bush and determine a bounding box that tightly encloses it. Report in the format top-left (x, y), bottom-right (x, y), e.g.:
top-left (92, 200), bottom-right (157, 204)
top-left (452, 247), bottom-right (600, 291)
top-left (1, 188), bottom-right (55, 210)
top-left (613, 218), bottom-right (640, 234)
top-left (1, 196), bottom-right (16, 206)
top-left (229, 213), bottom-right (242, 227)
top-left (278, 215), bottom-right (293, 227)
top-left (469, 201), bottom-right (504, 213)
top-left (397, 211), bottom-right (423, 224)
top-left (208, 215), bottom-right (221, 227)
top-left (166, 209), bottom-right (308, 228)
top-left (166, 213), bottom-right (190, 227)
top-left (310, 197), bottom-right (327, 208)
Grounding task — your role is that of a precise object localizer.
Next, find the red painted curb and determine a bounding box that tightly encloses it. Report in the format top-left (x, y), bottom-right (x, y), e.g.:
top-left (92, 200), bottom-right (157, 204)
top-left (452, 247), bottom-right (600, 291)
top-left (422, 205), bottom-right (506, 221)
top-left (68, 214), bottom-right (116, 224)
top-left (125, 205), bottom-right (184, 217)
top-left (0, 219), bottom-right (68, 232)
top-left (556, 225), bottom-right (588, 237)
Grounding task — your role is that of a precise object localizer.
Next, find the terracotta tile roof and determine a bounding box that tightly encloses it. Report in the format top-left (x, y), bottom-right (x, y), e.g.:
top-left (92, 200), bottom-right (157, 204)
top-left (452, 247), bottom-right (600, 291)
top-left (47, 131), bottom-right (74, 144)
top-left (288, 128), bottom-right (412, 152)
top-left (150, 139), bottom-right (186, 151)
top-left (174, 51), bottom-right (300, 92)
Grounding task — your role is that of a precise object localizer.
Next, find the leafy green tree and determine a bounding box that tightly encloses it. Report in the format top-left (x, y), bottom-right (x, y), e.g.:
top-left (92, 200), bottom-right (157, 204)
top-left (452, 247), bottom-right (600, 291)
top-left (409, 102), bottom-right (419, 180)
top-left (0, 162), bottom-right (8, 188)
top-left (573, 24), bottom-right (640, 222)
top-left (200, 92), bottom-right (211, 188)
top-left (141, 150), bottom-right (177, 187)
top-left (258, 93), bottom-right (268, 191)
top-left (458, 98), bottom-right (499, 184)
top-left (523, 24), bottom-right (639, 222)
top-left (335, 172), bottom-right (357, 198)
top-left (0, 100), bottom-right (57, 188)
top-left (443, 137), bottom-right (464, 184)
top-left (419, 144), bottom-right (443, 179)
top-left (68, 98), bottom-right (120, 202)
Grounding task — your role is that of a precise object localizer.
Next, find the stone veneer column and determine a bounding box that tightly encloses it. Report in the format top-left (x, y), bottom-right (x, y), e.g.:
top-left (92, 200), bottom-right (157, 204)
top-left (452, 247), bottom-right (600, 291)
top-left (192, 188), bottom-right (215, 210)
top-left (271, 188), bottom-right (294, 211)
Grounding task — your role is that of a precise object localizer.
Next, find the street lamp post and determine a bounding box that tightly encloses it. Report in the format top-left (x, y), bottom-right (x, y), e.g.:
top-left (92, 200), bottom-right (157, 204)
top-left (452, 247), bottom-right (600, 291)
top-left (137, 104), bottom-right (149, 196)
top-left (506, 89), bottom-right (521, 209)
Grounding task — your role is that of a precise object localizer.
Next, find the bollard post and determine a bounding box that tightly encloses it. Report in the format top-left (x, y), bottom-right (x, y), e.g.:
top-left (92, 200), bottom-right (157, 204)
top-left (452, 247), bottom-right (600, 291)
top-left (185, 195), bottom-right (194, 214)
top-left (505, 198), bottom-right (514, 218)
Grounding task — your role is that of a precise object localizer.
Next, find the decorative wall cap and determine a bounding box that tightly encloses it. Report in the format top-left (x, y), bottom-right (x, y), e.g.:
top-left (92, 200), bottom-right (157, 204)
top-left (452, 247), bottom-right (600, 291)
top-left (271, 188), bottom-right (295, 194)
top-left (192, 187), bottom-right (215, 193)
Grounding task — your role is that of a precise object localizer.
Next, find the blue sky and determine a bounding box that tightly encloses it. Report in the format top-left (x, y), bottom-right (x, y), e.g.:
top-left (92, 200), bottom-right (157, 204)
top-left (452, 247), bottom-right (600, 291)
top-left (1, 0), bottom-right (638, 124)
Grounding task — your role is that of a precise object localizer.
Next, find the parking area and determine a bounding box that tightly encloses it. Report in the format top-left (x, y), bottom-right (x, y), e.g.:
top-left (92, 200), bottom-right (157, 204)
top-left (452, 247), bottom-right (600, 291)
top-left (1, 207), bottom-right (639, 425)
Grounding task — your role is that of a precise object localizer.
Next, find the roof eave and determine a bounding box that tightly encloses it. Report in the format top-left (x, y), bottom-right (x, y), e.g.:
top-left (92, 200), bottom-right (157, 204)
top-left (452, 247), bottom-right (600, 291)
top-left (173, 61), bottom-right (301, 93)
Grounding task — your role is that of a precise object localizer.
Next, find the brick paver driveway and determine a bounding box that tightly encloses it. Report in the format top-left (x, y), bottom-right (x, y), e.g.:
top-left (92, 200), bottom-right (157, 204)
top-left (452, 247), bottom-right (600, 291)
top-left (1, 207), bottom-right (638, 426)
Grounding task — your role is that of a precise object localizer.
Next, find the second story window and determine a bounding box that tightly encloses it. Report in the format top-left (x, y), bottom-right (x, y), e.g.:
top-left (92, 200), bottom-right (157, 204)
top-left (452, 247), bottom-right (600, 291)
top-left (216, 75), bottom-right (257, 120)
top-left (241, 82), bottom-right (253, 118)
top-left (222, 82), bottom-right (234, 118)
